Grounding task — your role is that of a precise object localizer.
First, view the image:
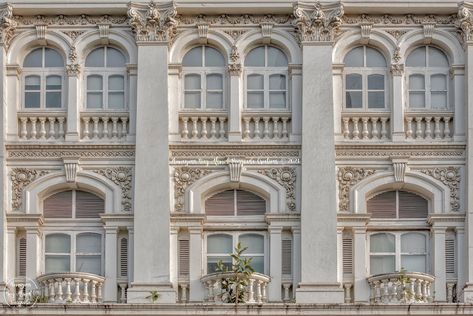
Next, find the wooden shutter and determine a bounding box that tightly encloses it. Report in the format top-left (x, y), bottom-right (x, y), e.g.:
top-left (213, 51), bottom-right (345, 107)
top-left (179, 239), bottom-right (190, 277)
top-left (205, 190), bottom-right (235, 215)
top-left (281, 239), bottom-right (292, 276)
top-left (343, 235), bottom-right (353, 276)
top-left (76, 191), bottom-right (104, 218)
top-left (119, 237), bottom-right (128, 278)
top-left (43, 191), bottom-right (73, 218)
top-left (236, 190), bottom-right (266, 216)
top-left (17, 237), bottom-right (26, 277)
top-left (398, 191), bottom-right (428, 218)
top-left (367, 191), bottom-right (396, 218)
top-left (446, 233), bottom-right (456, 276)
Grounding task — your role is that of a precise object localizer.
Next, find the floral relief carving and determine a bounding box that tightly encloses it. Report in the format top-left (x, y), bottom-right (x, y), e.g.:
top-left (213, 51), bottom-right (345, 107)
top-left (257, 167), bottom-right (296, 212)
top-left (177, 14), bottom-right (291, 26)
top-left (174, 167), bottom-right (212, 212)
top-left (337, 167), bottom-right (375, 212)
top-left (0, 3), bottom-right (17, 49)
top-left (62, 30), bottom-right (87, 41)
top-left (66, 63), bottom-right (81, 76)
top-left (342, 13), bottom-right (456, 25)
top-left (92, 167), bottom-right (133, 212)
top-left (419, 167), bottom-right (460, 211)
top-left (13, 14), bottom-right (127, 26)
top-left (457, 3), bottom-right (473, 43)
top-left (11, 168), bottom-right (50, 211)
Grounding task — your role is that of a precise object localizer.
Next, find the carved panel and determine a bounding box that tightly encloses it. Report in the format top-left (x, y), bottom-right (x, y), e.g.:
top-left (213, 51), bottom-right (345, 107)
top-left (419, 167), bottom-right (461, 211)
top-left (92, 167), bottom-right (133, 212)
top-left (11, 168), bottom-right (50, 211)
top-left (337, 167), bottom-right (375, 212)
top-left (257, 167), bottom-right (296, 212)
top-left (174, 167), bottom-right (212, 212)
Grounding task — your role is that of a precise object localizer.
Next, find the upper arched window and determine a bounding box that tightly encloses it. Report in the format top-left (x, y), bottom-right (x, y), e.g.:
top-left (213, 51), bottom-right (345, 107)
top-left (43, 190), bottom-right (104, 218)
top-left (205, 189), bottom-right (266, 216)
top-left (406, 46), bottom-right (449, 110)
top-left (367, 190), bottom-right (428, 219)
top-left (344, 46), bottom-right (387, 110)
top-left (182, 46), bottom-right (226, 109)
top-left (85, 46), bottom-right (127, 110)
top-left (23, 47), bottom-right (65, 109)
top-left (245, 45), bottom-right (288, 109)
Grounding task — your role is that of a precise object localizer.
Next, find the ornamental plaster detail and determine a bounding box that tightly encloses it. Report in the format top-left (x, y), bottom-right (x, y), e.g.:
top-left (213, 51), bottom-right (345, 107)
top-left (385, 29), bottom-right (409, 40)
top-left (62, 30), bottom-right (87, 41)
top-left (177, 14), bottom-right (292, 26)
top-left (419, 167), bottom-right (461, 211)
top-left (66, 63), bottom-right (81, 76)
top-left (337, 167), bottom-right (376, 212)
top-left (342, 13), bottom-right (456, 25)
top-left (457, 3), bottom-right (473, 43)
top-left (223, 30), bottom-right (247, 41)
top-left (228, 63), bottom-right (242, 75)
top-left (257, 167), bottom-right (296, 212)
top-left (11, 168), bottom-right (50, 211)
top-left (174, 167), bottom-right (212, 212)
top-left (92, 167), bottom-right (133, 212)
top-left (390, 63), bottom-right (404, 76)
top-left (0, 3), bottom-right (17, 49)
top-left (13, 14), bottom-right (127, 26)
top-left (7, 147), bottom-right (135, 159)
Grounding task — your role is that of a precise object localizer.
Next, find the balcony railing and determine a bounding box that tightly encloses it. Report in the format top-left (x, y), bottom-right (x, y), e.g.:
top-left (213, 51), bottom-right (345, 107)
top-left (242, 112), bottom-right (291, 141)
top-left (341, 112), bottom-right (390, 141)
top-left (179, 111), bottom-right (228, 141)
top-left (81, 112), bottom-right (129, 141)
top-left (367, 272), bottom-right (434, 304)
top-left (405, 112), bottom-right (453, 140)
top-left (36, 272), bottom-right (105, 304)
top-left (201, 272), bottom-right (270, 304)
top-left (17, 112), bottom-right (66, 141)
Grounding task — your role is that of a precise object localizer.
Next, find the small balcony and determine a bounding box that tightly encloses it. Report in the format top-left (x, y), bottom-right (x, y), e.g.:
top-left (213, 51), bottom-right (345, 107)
top-left (341, 112), bottom-right (391, 141)
top-left (404, 112), bottom-right (453, 141)
top-left (17, 111), bottom-right (67, 141)
top-left (201, 272), bottom-right (270, 304)
top-left (179, 111), bottom-right (228, 141)
top-left (367, 272), bottom-right (434, 304)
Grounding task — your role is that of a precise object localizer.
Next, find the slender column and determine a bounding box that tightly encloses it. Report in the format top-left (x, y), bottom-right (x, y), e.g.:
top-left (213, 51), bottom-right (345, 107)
top-left (291, 226), bottom-right (301, 298)
top-left (127, 64), bottom-right (138, 140)
top-left (189, 226), bottom-right (203, 302)
top-left (391, 64), bottom-right (405, 141)
top-left (228, 65), bottom-right (242, 141)
top-left (168, 64), bottom-right (181, 142)
top-left (353, 227), bottom-right (369, 302)
top-left (457, 227), bottom-right (466, 293)
top-left (6, 228), bottom-right (15, 281)
top-left (169, 227), bottom-right (178, 290)
top-left (127, 227), bottom-right (134, 282)
top-left (103, 227), bottom-right (118, 302)
top-left (65, 65), bottom-right (80, 141)
top-left (336, 227), bottom-right (343, 284)
top-left (289, 64), bottom-right (302, 142)
top-left (5, 65), bottom-right (20, 140)
top-left (333, 64), bottom-right (344, 141)
top-left (268, 226), bottom-right (282, 302)
top-left (452, 65), bottom-right (465, 141)
top-left (433, 226), bottom-right (447, 302)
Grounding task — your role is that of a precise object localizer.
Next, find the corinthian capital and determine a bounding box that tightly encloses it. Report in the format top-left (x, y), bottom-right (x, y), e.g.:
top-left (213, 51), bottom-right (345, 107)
top-left (293, 1), bottom-right (343, 43)
top-left (127, 0), bottom-right (177, 43)
top-left (0, 3), bottom-right (17, 49)
top-left (457, 2), bottom-right (473, 44)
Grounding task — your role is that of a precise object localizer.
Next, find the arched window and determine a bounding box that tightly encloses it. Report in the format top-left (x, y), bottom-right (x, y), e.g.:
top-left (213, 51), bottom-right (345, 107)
top-left (43, 190), bottom-right (104, 218)
top-left (182, 46), bottom-right (226, 109)
top-left (245, 45), bottom-right (288, 109)
top-left (23, 47), bottom-right (65, 109)
top-left (85, 46), bottom-right (127, 109)
top-left (344, 46), bottom-right (387, 110)
top-left (406, 46), bottom-right (449, 109)
top-left (205, 189), bottom-right (266, 216)
top-left (367, 190), bottom-right (428, 219)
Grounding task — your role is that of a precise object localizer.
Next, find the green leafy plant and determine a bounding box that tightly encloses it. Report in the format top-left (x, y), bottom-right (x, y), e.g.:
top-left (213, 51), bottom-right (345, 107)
top-left (145, 290), bottom-right (160, 303)
top-left (215, 242), bottom-right (255, 304)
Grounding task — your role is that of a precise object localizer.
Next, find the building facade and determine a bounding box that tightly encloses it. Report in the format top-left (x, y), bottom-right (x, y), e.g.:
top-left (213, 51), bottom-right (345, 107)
top-left (1, 0), bottom-right (473, 314)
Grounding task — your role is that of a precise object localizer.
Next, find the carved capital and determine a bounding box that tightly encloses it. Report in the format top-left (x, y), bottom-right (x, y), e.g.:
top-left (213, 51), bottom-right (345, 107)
top-left (293, 1), bottom-right (344, 43)
top-left (127, 0), bottom-right (178, 43)
top-left (174, 167), bottom-right (212, 212)
top-left (257, 167), bottom-right (296, 212)
top-left (337, 167), bottom-right (375, 212)
top-left (419, 167), bottom-right (460, 211)
top-left (390, 63), bottom-right (404, 76)
top-left (66, 63), bottom-right (81, 76)
top-left (92, 167), bottom-right (133, 212)
top-left (0, 3), bottom-right (17, 49)
top-left (457, 2), bottom-right (473, 45)
top-left (228, 63), bottom-right (242, 76)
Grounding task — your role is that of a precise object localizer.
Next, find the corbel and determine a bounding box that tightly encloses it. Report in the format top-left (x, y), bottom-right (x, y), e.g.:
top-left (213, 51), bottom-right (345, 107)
top-left (197, 23), bottom-right (209, 44)
top-left (98, 24), bottom-right (111, 45)
top-left (261, 22), bottom-right (273, 44)
top-left (35, 24), bottom-right (47, 46)
top-left (423, 23), bottom-right (435, 45)
top-left (360, 23), bottom-right (372, 45)
top-left (63, 157), bottom-right (80, 183)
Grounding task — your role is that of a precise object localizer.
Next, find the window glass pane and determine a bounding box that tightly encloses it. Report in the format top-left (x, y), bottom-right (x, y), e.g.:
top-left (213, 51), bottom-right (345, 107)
top-left (346, 91), bottom-right (362, 108)
top-left (77, 234), bottom-right (101, 253)
top-left (431, 74), bottom-right (447, 90)
top-left (184, 92), bottom-right (201, 108)
top-left (366, 47), bottom-right (387, 67)
top-left (207, 256), bottom-right (231, 273)
top-left (269, 92), bottom-right (286, 108)
top-left (46, 92), bottom-right (61, 108)
top-left (370, 233), bottom-right (395, 252)
top-left (247, 74), bottom-right (264, 90)
top-left (25, 76), bottom-right (40, 90)
top-left (207, 74), bottom-right (223, 90)
top-left (406, 47), bottom-right (426, 67)
top-left (45, 48), bottom-right (64, 67)
top-left (76, 255), bottom-right (101, 275)
top-left (267, 47), bottom-right (288, 67)
top-left (409, 92), bottom-right (425, 108)
top-left (247, 92), bottom-right (264, 108)
top-left (346, 74), bottom-right (362, 90)
top-left (183, 47), bottom-right (202, 67)
top-left (207, 234), bottom-right (233, 254)
top-left (401, 255), bottom-right (426, 273)
top-left (25, 92), bottom-right (40, 108)
top-left (45, 256), bottom-right (70, 273)
top-left (86, 48), bottom-right (105, 67)
top-left (87, 92), bottom-right (103, 108)
top-left (87, 75), bottom-right (103, 90)
top-left (243, 256), bottom-right (264, 273)
top-left (401, 233), bottom-right (426, 253)
top-left (109, 92), bottom-right (125, 109)
top-left (368, 74), bottom-right (384, 90)
top-left (239, 234), bottom-right (264, 253)
top-left (46, 76), bottom-right (62, 90)
top-left (185, 74), bottom-right (201, 90)
top-left (24, 48), bottom-right (43, 67)
top-left (245, 47), bottom-right (265, 67)
top-left (205, 47), bottom-right (225, 67)
top-left (409, 74), bottom-right (425, 90)
top-left (206, 92), bottom-right (223, 108)
top-left (428, 46), bottom-right (448, 67)
top-left (106, 47), bottom-right (126, 67)
top-left (269, 74), bottom-right (286, 90)
top-left (370, 255), bottom-right (395, 275)
top-left (109, 75), bottom-right (124, 90)
top-left (344, 47), bottom-right (364, 67)
top-left (46, 234), bottom-right (71, 253)
top-left (368, 92), bottom-right (385, 109)
top-left (432, 92), bottom-right (447, 109)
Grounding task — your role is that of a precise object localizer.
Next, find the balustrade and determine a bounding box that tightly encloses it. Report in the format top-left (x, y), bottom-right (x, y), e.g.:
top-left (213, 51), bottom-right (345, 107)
top-left (242, 113), bottom-right (291, 141)
top-left (341, 113), bottom-right (390, 141)
top-left (179, 112), bottom-right (227, 141)
top-left (405, 113), bottom-right (453, 140)
top-left (81, 113), bottom-right (129, 141)
top-left (17, 112), bottom-right (66, 141)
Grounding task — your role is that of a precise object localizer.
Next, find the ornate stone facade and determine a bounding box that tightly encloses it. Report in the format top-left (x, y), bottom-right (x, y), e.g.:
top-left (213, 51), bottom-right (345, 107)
top-left (92, 167), bottom-right (133, 212)
top-left (337, 167), bottom-right (376, 212)
top-left (420, 167), bottom-right (461, 211)
top-left (173, 167), bottom-right (212, 212)
top-left (10, 168), bottom-right (50, 211)
top-left (128, 0), bottom-right (177, 42)
top-left (257, 167), bottom-right (297, 212)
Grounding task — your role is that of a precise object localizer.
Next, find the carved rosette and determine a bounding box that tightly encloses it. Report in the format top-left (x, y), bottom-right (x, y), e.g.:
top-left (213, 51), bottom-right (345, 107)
top-left (257, 167), bottom-right (296, 212)
top-left (419, 167), bottom-right (460, 211)
top-left (92, 167), bottom-right (133, 212)
top-left (174, 167), bottom-right (211, 212)
top-left (127, 0), bottom-right (178, 43)
top-left (228, 63), bottom-right (242, 76)
top-left (293, 1), bottom-right (344, 43)
top-left (337, 167), bottom-right (375, 212)
top-left (11, 168), bottom-right (50, 211)
top-left (0, 3), bottom-right (17, 49)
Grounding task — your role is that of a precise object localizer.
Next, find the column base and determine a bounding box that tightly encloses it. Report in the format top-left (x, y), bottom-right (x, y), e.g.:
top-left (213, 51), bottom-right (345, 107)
top-left (296, 283), bottom-right (344, 303)
top-left (126, 282), bottom-right (176, 303)
top-left (463, 283), bottom-right (473, 303)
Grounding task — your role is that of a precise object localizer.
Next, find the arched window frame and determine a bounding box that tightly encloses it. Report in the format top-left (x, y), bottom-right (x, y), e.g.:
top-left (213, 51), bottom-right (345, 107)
top-left (22, 47), bottom-right (65, 110)
top-left (244, 45), bottom-right (289, 110)
top-left (405, 45), bottom-right (450, 111)
top-left (84, 46), bottom-right (128, 110)
top-left (343, 46), bottom-right (389, 111)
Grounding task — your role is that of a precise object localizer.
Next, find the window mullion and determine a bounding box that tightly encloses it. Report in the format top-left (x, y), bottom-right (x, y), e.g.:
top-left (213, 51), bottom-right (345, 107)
top-left (395, 234), bottom-right (401, 271)
top-left (265, 73), bottom-right (269, 109)
top-left (104, 74), bottom-right (108, 110)
top-left (426, 71), bottom-right (431, 110)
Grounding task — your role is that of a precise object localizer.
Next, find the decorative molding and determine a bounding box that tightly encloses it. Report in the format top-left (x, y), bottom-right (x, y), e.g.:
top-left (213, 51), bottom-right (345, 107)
top-left (197, 22), bottom-right (209, 43)
top-left (13, 14), bottom-right (127, 26)
top-left (391, 158), bottom-right (408, 183)
top-left (257, 167), bottom-right (296, 212)
top-left (177, 14), bottom-right (292, 26)
top-left (66, 63), bottom-right (81, 76)
top-left (337, 167), bottom-right (375, 212)
top-left (261, 22), bottom-right (273, 43)
top-left (390, 63), bottom-right (404, 76)
top-left (223, 29), bottom-right (247, 41)
top-left (68, 46), bottom-right (78, 63)
top-left (7, 145), bottom-right (135, 159)
top-left (392, 46), bottom-right (401, 63)
top-left (228, 63), bottom-right (242, 76)
top-left (61, 30), bottom-right (86, 42)
top-left (63, 158), bottom-right (79, 183)
top-left (360, 22), bottom-right (372, 44)
top-left (127, 0), bottom-right (178, 43)
top-left (174, 167), bottom-right (212, 212)
top-left (92, 167), bottom-right (133, 212)
top-left (423, 22), bottom-right (435, 44)
top-left (419, 167), bottom-right (460, 211)
top-left (342, 13), bottom-right (456, 25)
top-left (98, 23), bottom-right (110, 44)
top-left (229, 161), bottom-right (243, 183)
top-left (35, 24), bottom-right (47, 41)
top-left (293, 1), bottom-right (344, 43)
top-left (0, 3), bottom-right (17, 49)
top-left (230, 45), bottom-right (240, 63)
top-left (11, 168), bottom-right (50, 211)
top-left (385, 29), bottom-right (409, 40)
top-left (457, 3), bottom-right (473, 43)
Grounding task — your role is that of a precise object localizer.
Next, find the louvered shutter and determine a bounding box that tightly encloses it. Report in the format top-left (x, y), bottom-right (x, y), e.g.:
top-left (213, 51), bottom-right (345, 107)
top-left (205, 190), bottom-right (235, 215)
top-left (281, 239), bottom-right (292, 276)
top-left (446, 233), bottom-right (456, 276)
top-left (119, 237), bottom-right (128, 278)
top-left (367, 191), bottom-right (396, 218)
top-left (398, 191), bottom-right (428, 218)
top-left (44, 191), bottom-right (73, 218)
top-left (17, 237), bottom-right (26, 277)
top-left (343, 235), bottom-right (353, 276)
top-left (236, 190), bottom-right (266, 216)
top-left (179, 239), bottom-right (190, 277)
top-left (76, 191), bottom-right (104, 218)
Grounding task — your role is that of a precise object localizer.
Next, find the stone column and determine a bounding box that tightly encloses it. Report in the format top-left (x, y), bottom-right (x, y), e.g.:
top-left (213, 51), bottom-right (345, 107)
top-left (169, 227), bottom-right (178, 291)
top-left (65, 60), bottom-right (81, 141)
top-left (126, 1), bottom-right (177, 303)
top-left (332, 64), bottom-right (344, 141)
top-left (293, 2), bottom-right (344, 303)
top-left (103, 227), bottom-right (118, 302)
top-left (353, 227), bottom-right (369, 302)
top-left (390, 63), bottom-right (405, 141)
top-left (268, 225), bottom-right (282, 301)
top-left (5, 228), bottom-right (15, 281)
top-left (5, 65), bottom-right (19, 140)
top-left (457, 227), bottom-right (466, 294)
top-left (168, 64), bottom-right (181, 142)
top-left (128, 227), bottom-right (134, 282)
top-left (228, 63), bottom-right (242, 141)
top-left (189, 226), bottom-right (203, 302)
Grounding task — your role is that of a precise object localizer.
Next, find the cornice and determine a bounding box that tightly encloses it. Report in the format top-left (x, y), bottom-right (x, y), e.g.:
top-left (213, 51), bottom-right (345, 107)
top-left (6, 212), bottom-right (44, 225)
top-left (427, 213), bottom-right (466, 225)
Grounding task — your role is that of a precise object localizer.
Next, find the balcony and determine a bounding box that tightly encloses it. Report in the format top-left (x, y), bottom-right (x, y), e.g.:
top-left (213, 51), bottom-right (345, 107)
top-left (17, 111), bottom-right (67, 141)
top-left (367, 272), bottom-right (434, 304)
top-left (179, 111), bottom-right (228, 141)
top-left (404, 112), bottom-right (453, 141)
top-left (81, 112), bottom-right (129, 141)
top-left (341, 112), bottom-right (390, 141)
top-left (242, 112), bottom-right (291, 142)
top-left (201, 272), bottom-right (270, 304)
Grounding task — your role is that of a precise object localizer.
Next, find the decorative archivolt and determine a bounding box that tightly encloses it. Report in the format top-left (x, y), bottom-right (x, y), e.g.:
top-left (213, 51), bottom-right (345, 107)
top-left (174, 167), bottom-right (212, 212)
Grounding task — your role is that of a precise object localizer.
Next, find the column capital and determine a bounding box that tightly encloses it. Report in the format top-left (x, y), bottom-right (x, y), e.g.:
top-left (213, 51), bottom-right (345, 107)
top-left (188, 226), bottom-right (202, 234)
top-left (457, 2), bottom-right (473, 45)
top-left (390, 63), bottom-right (404, 76)
top-left (228, 63), bottom-right (242, 76)
top-left (0, 3), bottom-right (17, 50)
top-left (268, 225), bottom-right (283, 234)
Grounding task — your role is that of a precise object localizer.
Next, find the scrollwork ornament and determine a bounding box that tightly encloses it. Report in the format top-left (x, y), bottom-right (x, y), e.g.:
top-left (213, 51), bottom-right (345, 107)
top-left (174, 167), bottom-right (212, 212)
top-left (337, 167), bottom-right (375, 212)
top-left (257, 167), bottom-right (296, 212)
top-left (0, 3), bottom-right (17, 49)
top-left (93, 167), bottom-right (133, 212)
top-left (66, 63), bottom-right (80, 76)
top-left (11, 168), bottom-right (50, 211)
top-left (420, 167), bottom-right (460, 211)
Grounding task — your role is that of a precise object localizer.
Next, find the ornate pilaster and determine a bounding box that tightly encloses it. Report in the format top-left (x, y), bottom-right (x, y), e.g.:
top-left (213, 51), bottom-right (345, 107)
top-left (0, 3), bottom-right (17, 49)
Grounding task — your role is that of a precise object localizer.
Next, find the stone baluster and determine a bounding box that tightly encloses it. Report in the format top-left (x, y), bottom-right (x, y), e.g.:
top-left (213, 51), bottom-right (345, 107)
top-left (180, 283), bottom-right (188, 302)
top-left (83, 279), bottom-right (90, 303)
top-left (218, 117), bottom-right (226, 139)
top-left (344, 283), bottom-right (352, 303)
top-left (254, 117), bottom-right (261, 139)
top-left (447, 282), bottom-right (454, 303)
top-left (82, 117), bottom-right (90, 140)
top-left (416, 279), bottom-right (423, 301)
top-left (56, 279), bottom-right (63, 301)
top-left (243, 117), bottom-right (251, 139)
top-left (361, 117), bottom-right (369, 139)
top-left (424, 117), bottom-right (432, 139)
top-left (379, 117), bottom-right (388, 140)
top-left (247, 278), bottom-right (255, 303)
top-left (214, 280), bottom-right (221, 302)
top-left (111, 117), bottom-right (119, 139)
top-left (20, 117), bottom-right (28, 140)
top-left (181, 117), bottom-right (189, 139)
top-left (119, 283), bottom-right (127, 303)
top-left (272, 116), bottom-right (280, 139)
top-left (97, 282), bottom-right (103, 303)
top-left (48, 280), bottom-right (55, 302)
top-left (58, 117), bottom-right (65, 139)
top-left (415, 117), bottom-right (423, 139)
top-left (206, 280), bottom-right (214, 302)
top-left (371, 117), bottom-right (379, 139)
top-left (201, 117), bottom-right (208, 139)
top-left (283, 283), bottom-right (291, 301)
top-left (73, 278), bottom-right (80, 303)
top-left (48, 117), bottom-right (56, 140)
top-left (255, 280), bottom-right (262, 303)
top-left (351, 117), bottom-right (360, 140)
top-left (434, 117), bottom-right (441, 139)
top-left (261, 280), bottom-right (267, 302)
top-left (444, 116), bottom-right (451, 140)
top-left (191, 117), bottom-right (199, 139)
top-left (30, 117), bottom-right (38, 139)
top-left (102, 117), bottom-right (109, 139)
top-left (405, 117), bottom-right (413, 139)
top-left (64, 278), bottom-right (72, 302)
top-left (342, 117), bottom-right (350, 139)
top-left (121, 116), bottom-right (128, 139)
top-left (90, 280), bottom-right (97, 303)
top-left (262, 117), bottom-right (270, 139)
top-left (381, 279), bottom-right (389, 303)
top-left (91, 117), bottom-right (100, 139)
top-left (38, 117), bottom-right (47, 140)
top-left (281, 117), bottom-right (289, 139)
top-left (210, 117), bottom-right (218, 139)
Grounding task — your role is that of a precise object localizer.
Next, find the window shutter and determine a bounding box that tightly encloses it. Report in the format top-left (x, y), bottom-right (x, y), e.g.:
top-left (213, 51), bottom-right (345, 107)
top-left (119, 237), bottom-right (128, 278)
top-left (205, 190), bottom-right (235, 215)
top-left (17, 237), bottom-right (26, 277)
top-left (281, 239), bottom-right (292, 276)
top-left (398, 191), bottom-right (428, 218)
top-left (179, 239), bottom-right (190, 277)
top-left (43, 191), bottom-right (73, 218)
top-left (367, 191), bottom-right (396, 218)
top-left (236, 190), bottom-right (266, 216)
top-left (76, 191), bottom-right (104, 218)
top-left (446, 234), bottom-right (456, 276)
top-left (343, 235), bottom-right (353, 276)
